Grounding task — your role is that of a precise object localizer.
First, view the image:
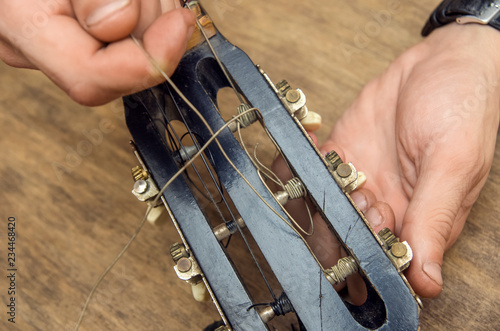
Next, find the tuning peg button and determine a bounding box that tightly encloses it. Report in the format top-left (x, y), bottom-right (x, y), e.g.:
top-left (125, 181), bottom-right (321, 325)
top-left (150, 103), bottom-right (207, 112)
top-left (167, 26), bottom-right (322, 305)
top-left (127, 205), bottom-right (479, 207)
top-left (299, 110), bottom-right (322, 131)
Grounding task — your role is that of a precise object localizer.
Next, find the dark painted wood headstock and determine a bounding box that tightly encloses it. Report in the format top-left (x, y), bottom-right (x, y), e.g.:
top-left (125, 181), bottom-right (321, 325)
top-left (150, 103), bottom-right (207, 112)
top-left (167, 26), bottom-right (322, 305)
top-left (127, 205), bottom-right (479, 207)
top-left (123, 2), bottom-right (420, 330)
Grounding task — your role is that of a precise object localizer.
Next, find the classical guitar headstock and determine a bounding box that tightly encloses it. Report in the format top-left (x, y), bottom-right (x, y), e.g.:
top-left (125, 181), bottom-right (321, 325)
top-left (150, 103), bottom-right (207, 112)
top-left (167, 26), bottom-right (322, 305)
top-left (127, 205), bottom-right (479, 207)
top-left (124, 1), bottom-right (421, 330)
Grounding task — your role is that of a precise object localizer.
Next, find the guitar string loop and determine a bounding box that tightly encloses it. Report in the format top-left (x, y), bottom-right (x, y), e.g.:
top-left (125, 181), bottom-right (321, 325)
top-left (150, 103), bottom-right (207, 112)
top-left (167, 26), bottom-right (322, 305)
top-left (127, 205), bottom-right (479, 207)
top-left (237, 103), bottom-right (258, 128)
top-left (324, 256), bottom-right (359, 285)
top-left (270, 292), bottom-right (295, 316)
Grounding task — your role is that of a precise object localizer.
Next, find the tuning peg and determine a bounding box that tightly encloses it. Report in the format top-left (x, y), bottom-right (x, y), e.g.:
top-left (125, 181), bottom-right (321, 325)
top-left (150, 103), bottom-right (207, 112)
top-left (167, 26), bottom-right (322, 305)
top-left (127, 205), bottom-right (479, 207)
top-left (378, 228), bottom-right (413, 272)
top-left (170, 243), bottom-right (210, 302)
top-left (130, 165), bottom-right (160, 202)
top-left (213, 217), bottom-right (246, 241)
top-left (299, 110), bottom-right (322, 131)
top-left (146, 205), bottom-right (169, 226)
top-left (324, 151), bottom-right (363, 193)
top-left (324, 256), bottom-right (359, 285)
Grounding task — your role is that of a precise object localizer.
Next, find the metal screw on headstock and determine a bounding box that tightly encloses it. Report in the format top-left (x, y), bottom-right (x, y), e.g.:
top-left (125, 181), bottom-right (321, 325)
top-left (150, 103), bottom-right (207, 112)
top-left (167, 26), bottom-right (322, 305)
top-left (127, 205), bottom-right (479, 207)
top-left (391, 242), bottom-right (408, 258)
top-left (177, 257), bottom-right (193, 273)
top-left (285, 89), bottom-right (301, 103)
top-left (336, 163), bottom-right (352, 178)
top-left (133, 179), bottom-right (148, 194)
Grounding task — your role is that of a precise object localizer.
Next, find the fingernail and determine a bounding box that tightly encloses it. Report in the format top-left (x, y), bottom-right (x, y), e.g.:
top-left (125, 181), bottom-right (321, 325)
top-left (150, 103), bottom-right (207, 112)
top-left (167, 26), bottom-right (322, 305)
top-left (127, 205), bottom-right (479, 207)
top-left (350, 191), bottom-right (367, 212)
top-left (86, 0), bottom-right (131, 27)
top-left (423, 262), bottom-right (443, 286)
top-left (365, 206), bottom-right (383, 228)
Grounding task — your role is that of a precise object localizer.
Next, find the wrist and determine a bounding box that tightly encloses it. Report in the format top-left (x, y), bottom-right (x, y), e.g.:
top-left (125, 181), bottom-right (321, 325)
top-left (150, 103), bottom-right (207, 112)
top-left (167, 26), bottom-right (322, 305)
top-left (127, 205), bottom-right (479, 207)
top-left (422, 0), bottom-right (500, 36)
top-left (423, 23), bottom-right (500, 76)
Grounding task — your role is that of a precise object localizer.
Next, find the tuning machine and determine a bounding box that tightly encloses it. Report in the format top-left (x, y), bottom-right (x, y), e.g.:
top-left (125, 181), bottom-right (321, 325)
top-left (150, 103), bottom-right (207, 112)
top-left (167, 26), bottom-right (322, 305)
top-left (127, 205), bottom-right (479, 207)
top-left (378, 228), bottom-right (413, 272)
top-left (131, 165), bottom-right (159, 201)
top-left (324, 150), bottom-right (366, 193)
top-left (257, 66), bottom-right (322, 131)
top-left (129, 142), bottom-right (169, 225)
top-left (170, 242), bottom-right (210, 302)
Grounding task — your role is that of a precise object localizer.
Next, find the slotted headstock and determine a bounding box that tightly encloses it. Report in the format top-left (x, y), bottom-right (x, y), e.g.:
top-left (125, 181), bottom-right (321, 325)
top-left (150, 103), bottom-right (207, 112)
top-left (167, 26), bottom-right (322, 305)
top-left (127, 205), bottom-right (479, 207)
top-left (124, 2), bottom-right (420, 330)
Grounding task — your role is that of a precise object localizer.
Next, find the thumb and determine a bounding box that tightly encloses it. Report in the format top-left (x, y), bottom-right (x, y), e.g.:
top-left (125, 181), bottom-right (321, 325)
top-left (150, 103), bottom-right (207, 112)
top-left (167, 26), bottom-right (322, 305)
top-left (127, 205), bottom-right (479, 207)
top-left (72, 0), bottom-right (143, 42)
top-left (400, 159), bottom-right (470, 298)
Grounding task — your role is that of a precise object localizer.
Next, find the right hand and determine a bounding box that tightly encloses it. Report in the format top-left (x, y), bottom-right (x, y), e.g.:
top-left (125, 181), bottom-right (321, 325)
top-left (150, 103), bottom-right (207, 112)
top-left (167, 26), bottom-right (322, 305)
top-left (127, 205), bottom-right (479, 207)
top-left (0, 0), bottom-right (195, 106)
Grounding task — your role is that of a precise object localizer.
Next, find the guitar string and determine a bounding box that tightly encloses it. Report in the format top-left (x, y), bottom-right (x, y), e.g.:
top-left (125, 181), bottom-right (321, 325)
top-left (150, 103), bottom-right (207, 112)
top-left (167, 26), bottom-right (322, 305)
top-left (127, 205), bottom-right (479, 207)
top-left (148, 0), bottom-right (325, 290)
top-left (156, 81), bottom-right (281, 300)
top-left (236, 128), bottom-right (315, 237)
top-left (187, 0), bottom-right (316, 238)
top-left (176, 132), bottom-right (224, 203)
top-left (128, 33), bottom-right (327, 268)
top-left (189, 1), bottom-right (314, 236)
top-left (186, 1), bottom-right (245, 105)
top-left (162, 87), bottom-right (236, 212)
top-left (155, 88), bottom-right (231, 222)
top-left (74, 107), bottom-right (260, 331)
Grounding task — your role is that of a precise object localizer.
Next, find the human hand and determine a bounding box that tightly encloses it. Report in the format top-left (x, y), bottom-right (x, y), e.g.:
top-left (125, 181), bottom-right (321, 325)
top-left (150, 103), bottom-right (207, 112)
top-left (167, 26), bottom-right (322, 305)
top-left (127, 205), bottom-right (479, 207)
top-left (321, 23), bottom-right (500, 298)
top-left (0, 0), bottom-right (195, 106)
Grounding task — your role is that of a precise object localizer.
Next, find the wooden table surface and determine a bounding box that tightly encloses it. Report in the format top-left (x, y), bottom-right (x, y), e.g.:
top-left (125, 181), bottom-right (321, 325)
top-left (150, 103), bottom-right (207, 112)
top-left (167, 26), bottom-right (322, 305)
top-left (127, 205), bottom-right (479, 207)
top-left (1, 0), bottom-right (499, 330)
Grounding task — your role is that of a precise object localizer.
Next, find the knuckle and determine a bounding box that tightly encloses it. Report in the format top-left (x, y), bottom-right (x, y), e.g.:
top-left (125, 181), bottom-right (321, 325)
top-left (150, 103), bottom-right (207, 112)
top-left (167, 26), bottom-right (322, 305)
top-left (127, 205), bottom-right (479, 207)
top-left (426, 207), bottom-right (455, 249)
top-left (67, 81), bottom-right (111, 106)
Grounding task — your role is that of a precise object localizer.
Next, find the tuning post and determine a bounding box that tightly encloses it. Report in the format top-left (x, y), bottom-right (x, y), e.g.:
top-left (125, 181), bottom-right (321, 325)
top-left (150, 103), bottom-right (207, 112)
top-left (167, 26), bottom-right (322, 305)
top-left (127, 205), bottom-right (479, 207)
top-left (175, 145), bottom-right (199, 163)
top-left (213, 217), bottom-right (246, 241)
top-left (274, 177), bottom-right (307, 205)
top-left (324, 256), bottom-right (359, 285)
top-left (255, 292), bottom-right (295, 324)
top-left (228, 103), bottom-right (258, 132)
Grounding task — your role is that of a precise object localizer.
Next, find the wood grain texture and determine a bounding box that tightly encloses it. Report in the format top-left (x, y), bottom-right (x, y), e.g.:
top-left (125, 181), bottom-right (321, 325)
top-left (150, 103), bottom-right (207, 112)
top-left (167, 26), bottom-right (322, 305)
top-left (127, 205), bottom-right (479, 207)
top-left (0, 0), bottom-right (499, 330)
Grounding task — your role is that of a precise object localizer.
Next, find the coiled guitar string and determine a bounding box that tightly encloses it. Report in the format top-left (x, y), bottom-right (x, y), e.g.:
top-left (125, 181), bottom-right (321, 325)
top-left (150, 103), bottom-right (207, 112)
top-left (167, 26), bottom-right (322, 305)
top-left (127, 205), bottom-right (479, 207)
top-left (236, 129), bottom-right (314, 237)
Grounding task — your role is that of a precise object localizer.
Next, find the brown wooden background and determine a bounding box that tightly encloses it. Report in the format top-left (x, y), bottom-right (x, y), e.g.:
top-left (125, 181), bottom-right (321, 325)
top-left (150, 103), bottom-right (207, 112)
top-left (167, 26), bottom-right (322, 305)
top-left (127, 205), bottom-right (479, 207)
top-left (1, 0), bottom-right (499, 330)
